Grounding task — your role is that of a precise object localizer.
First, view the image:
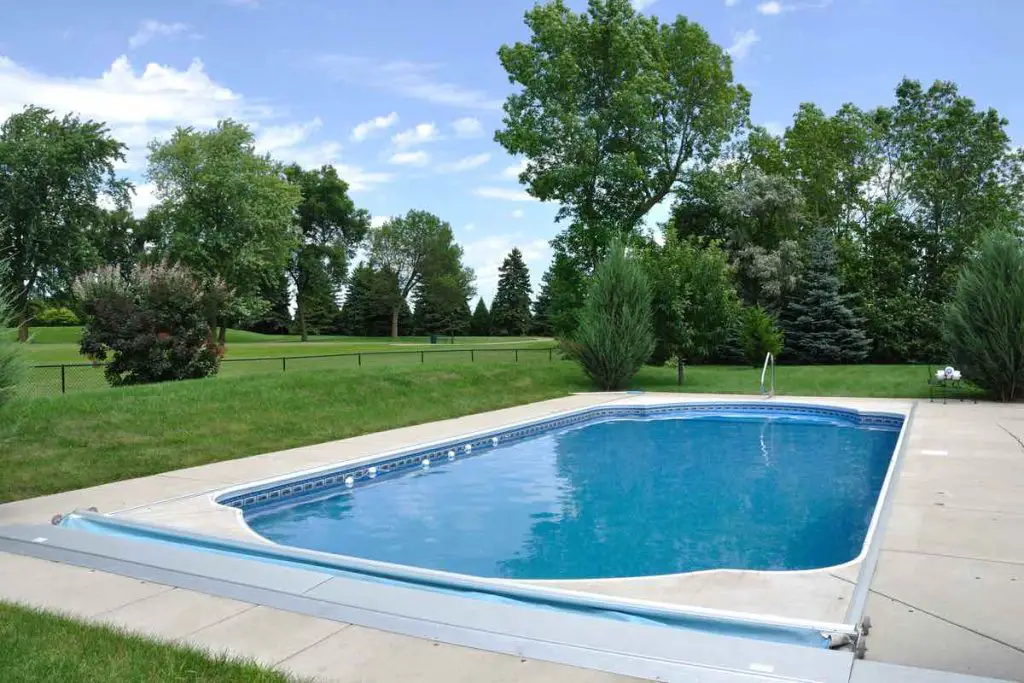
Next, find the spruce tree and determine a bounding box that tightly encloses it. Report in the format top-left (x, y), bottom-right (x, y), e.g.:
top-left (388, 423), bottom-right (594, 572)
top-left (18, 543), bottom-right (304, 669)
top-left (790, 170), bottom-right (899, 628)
top-left (490, 248), bottom-right (533, 336)
top-left (782, 229), bottom-right (870, 363)
top-left (470, 298), bottom-right (491, 336)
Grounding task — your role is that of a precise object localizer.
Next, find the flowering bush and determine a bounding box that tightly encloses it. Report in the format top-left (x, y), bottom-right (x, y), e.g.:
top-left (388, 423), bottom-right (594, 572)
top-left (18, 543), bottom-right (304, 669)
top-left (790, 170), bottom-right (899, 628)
top-left (74, 264), bottom-right (229, 386)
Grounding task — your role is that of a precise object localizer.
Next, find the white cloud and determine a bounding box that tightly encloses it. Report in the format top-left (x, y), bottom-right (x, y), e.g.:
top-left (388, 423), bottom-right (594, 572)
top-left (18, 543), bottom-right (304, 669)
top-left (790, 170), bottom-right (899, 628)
top-left (631, 0), bottom-right (658, 9)
top-left (128, 20), bottom-right (192, 49)
top-left (725, 0), bottom-right (741, 6)
top-left (727, 30), bottom-right (760, 61)
top-left (256, 118), bottom-right (323, 153)
top-left (463, 236), bottom-right (551, 305)
top-left (130, 182), bottom-right (159, 218)
top-left (473, 186), bottom-right (536, 202)
top-left (389, 150), bottom-right (430, 166)
top-left (511, 209), bottom-right (524, 219)
top-left (370, 215), bottom-right (391, 228)
top-left (350, 112), bottom-right (398, 142)
top-left (502, 159), bottom-right (529, 180)
top-left (317, 55), bottom-right (501, 110)
top-left (438, 153), bottom-right (490, 173)
top-left (391, 122), bottom-right (440, 148)
top-left (757, 0), bottom-right (832, 14)
top-left (463, 223), bottom-right (476, 233)
top-left (452, 116), bottom-right (483, 138)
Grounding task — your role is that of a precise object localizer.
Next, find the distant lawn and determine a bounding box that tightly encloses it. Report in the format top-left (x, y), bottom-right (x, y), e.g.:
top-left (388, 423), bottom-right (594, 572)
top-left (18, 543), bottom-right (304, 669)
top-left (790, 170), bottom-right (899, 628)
top-left (0, 361), bottom-right (958, 503)
top-left (0, 602), bottom-right (292, 683)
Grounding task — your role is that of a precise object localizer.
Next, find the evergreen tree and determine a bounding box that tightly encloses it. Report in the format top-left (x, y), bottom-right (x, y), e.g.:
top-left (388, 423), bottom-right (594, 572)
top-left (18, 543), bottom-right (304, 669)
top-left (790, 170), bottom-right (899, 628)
top-left (470, 298), bottom-right (491, 336)
top-left (782, 229), bottom-right (870, 363)
top-left (490, 248), bottom-right (533, 335)
top-left (337, 264), bottom-right (412, 336)
top-left (534, 252), bottom-right (585, 338)
top-left (412, 269), bottom-right (474, 337)
top-left (246, 273), bottom-right (292, 335)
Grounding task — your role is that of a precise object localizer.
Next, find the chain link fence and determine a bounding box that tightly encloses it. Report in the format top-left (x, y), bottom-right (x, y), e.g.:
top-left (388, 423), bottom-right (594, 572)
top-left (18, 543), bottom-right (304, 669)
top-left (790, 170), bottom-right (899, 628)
top-left (24, 346), bottom-right (561, 397)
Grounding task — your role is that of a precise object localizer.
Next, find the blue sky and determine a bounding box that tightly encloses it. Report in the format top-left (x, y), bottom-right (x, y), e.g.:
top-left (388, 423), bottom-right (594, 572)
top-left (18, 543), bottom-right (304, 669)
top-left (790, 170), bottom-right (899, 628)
top-left (1, 0), bottom-right (1021, 303)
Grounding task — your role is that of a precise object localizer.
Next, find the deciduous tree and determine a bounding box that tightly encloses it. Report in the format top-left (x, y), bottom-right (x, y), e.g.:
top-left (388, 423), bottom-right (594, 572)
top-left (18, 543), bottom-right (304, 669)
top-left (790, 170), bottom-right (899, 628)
top-left (0, 106), bottom-right (129, 340)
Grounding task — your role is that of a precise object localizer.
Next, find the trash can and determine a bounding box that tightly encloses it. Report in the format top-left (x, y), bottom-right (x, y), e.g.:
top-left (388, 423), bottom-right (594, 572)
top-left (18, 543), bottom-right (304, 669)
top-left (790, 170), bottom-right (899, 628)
top-left (429, 334), bottom-right (438, 344)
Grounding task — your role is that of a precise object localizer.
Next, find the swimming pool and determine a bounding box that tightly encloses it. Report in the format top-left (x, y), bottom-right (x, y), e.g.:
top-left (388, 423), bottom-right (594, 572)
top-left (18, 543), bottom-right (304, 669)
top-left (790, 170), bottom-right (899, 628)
top-left (232, 404), bottom-right (902, 581)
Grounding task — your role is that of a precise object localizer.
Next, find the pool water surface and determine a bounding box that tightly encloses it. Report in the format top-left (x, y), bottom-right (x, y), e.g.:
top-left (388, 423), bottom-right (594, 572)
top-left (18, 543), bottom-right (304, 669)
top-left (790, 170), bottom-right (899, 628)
top-left (245, 412), bottom-right (899, 580)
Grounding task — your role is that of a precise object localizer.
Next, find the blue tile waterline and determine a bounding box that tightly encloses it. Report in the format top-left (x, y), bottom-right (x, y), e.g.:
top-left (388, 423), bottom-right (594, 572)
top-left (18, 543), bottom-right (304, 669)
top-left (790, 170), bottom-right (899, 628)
top-left (232, 404), bottom-right (903, 581)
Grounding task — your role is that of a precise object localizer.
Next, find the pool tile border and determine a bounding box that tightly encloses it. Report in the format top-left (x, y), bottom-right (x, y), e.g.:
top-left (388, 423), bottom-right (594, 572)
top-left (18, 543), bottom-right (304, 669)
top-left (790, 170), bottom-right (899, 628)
top-left (218, 402), bottom-right (904, 515)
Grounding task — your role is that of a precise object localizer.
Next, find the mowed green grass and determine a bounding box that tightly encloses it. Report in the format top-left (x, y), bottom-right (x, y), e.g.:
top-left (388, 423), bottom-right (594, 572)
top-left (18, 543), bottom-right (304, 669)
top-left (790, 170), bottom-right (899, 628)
top-left (9, 326), bottom-right (553, 364)
top-left (0, 603), bottom-right (293, 683)
top-left (0, 361), bottom-right (953, 503)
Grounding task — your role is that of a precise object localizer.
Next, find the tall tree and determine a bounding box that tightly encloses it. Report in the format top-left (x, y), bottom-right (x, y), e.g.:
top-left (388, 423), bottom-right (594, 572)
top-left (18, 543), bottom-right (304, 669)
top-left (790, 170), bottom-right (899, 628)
top-left (496, 0), bottom-right (749, 271)
top-left (414, 269), bottom-right (475, 338)
top-left (368, 210), bottom-right (461, 338)
top-left (83, 208), bottom-right (157, 279)
top-left (490, 248), bottom-right (533, 335)
top-left (0, 106), bottom-right (128, 340)
top-left (146, 120), bottom-right (301, 342)
top-left (470, 298), bottom-right (492, 336)
top-left (644, 236), bottom-right (740, 382)
top-left (246, 273), bottom-right (292, 335)
top-left (283, 164), bottom-right (370, 341)
top-left (534, 253), bottom-right (586, 337)
top-left (781, 229), bottom-right (870, 363)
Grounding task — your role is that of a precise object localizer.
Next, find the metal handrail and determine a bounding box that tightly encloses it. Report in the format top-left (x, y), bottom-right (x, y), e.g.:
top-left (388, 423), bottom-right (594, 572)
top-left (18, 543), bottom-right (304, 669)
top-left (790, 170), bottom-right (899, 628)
top-left (760, 352), bottom-right (775, 398)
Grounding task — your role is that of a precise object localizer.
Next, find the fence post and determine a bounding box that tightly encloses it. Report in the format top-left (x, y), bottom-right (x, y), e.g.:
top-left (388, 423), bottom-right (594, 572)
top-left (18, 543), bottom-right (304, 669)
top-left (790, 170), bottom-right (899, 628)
top-left (471, 350), bottom-right (474, 363)
top-left (515, 349), bottom-right (519, 363)
top-left (421, 350), bottom-right (425, 363)
top-left (549, 347), bottom-right (553, 362)
top-left (61, 365), bottom-right (66, 395)
top-left (282, 357), bottom-right (287, 372)
top-left (358, 353), bottom-right (362, 367)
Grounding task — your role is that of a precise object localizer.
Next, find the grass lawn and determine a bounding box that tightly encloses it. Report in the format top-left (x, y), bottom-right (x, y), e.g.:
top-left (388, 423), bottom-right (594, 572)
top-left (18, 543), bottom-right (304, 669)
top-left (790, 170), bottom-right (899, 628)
top-left (0, 602), bottom-right (293, 683)
top-left (0, 360), bottom-right (962, 503)
top-left (10, 326), bottom-right (553, 365)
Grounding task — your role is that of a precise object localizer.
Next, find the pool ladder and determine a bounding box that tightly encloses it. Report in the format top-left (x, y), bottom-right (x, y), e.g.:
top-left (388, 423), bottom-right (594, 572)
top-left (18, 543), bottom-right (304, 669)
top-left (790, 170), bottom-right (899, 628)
top-left (760, 352), bottom-right (775, 398)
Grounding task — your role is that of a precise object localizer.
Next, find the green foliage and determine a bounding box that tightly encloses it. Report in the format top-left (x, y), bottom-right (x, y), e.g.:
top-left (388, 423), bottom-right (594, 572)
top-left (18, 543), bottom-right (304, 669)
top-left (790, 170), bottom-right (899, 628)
top-left (0, 262), bottom-right (24, 406)
top-left (564, 241), bottom-right (654, 390)
top-left (536, 252), bottom-right (586, 338)
top-left (74, 264), bottom-right (229, 386)
top-left (943, 231), bottom-right (1024, 402)
top-left (413, 268), bottom-right (475, 337)
top-left (739, 306), bottom-right (784, 367)
top-left (490, 248), bottom-right (533, 335)
top-left (34, 306), bottom-right (79, 327)
top-left (782, 230), bottom-right (870, 364)
top-left (283, 164), bottom-right (370, 341)
top-left (470, 299), bottom-right (491, 336)
top-left (496, 0), bottom-right (749, 271)
top-left (644, 237), bottom-right (739, 368)
top-left (245, 274), bottom-right (292, 335)
top-left (337, 264), bottom-right (413, 336)
top-left (146, 120), bottom-right (301, 332)
top-left (0, 106), bottom-right (128, 339)
top-left (369, 210), bottom-right (467, 337)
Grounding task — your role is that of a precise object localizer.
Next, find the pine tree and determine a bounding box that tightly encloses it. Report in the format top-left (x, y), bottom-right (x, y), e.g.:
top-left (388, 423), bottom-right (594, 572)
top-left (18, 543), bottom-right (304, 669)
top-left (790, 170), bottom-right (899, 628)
top-left (782, 229), bottom-right (870, 363)
top-left (338, 264), bottom-right (412, 336)
top-left (490, 248), bottom-right (533, 336)
top-left (470, 298), bottom-right (491, 336)
top-left (533, 252), bottom-right (585, 338)
top-left (247, 273), bottom-right (292, 335)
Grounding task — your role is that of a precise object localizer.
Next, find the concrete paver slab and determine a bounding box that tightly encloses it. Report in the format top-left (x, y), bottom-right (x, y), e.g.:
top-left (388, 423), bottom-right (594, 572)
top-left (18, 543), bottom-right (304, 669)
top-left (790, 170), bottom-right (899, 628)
top-left (96, 587), bottom-right (255, 640)
top-left (181, 605), bottom-right (348, 666)
top-left (862, 584), bottom-right (1024, 680)
top-left (0, 551), bottom-right (171, 619)
top-left (882, 504), bottom-right (1024, 564)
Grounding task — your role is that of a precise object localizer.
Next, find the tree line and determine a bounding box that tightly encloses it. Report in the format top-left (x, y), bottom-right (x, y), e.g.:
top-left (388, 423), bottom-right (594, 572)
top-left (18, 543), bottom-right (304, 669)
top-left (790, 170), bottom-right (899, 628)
top-left (496, 0), bottom-right (1024, 368)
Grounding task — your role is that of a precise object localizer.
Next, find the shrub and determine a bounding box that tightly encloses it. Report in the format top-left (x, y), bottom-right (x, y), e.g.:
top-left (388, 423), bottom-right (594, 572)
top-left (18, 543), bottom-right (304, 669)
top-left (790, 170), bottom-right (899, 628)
top-left (739, 306), bottom-right (784, 367)
top-left (563, 241), bottom-right (654, 390)
top-left (0, 261), bottom-right (24, 406)
top-left (74, 263), bottom-right (229, 387)
top-left (943, 230), bottom-right (1024, 402)
top-left (34, 306), bottom-right (80, 327)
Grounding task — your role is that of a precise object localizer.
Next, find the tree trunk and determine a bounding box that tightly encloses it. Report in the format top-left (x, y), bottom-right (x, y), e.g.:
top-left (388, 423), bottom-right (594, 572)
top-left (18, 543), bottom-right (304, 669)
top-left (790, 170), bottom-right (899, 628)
top-left (17, 320), bottom-right (28, 343)
top-left (297, 298), bottom-right (308, 342)
top-left (390, 307), bottom-right (399, 338)
top-left (677, 358), bottom-right (685, 386)
top-left (218, 324), bottom-right (227, 346)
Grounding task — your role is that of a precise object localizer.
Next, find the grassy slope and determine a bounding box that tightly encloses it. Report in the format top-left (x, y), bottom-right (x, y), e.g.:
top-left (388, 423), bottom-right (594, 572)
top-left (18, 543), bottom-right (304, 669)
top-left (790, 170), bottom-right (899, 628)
top-left (0, 361), bottom-right (951, 503)
top-left (0, 603), bottom-right (292, 683)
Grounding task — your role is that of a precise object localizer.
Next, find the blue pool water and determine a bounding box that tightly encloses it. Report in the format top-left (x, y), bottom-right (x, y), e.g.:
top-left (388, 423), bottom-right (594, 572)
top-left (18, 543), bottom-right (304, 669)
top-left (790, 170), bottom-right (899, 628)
top-left (246, 412), bottom-right (899, 580)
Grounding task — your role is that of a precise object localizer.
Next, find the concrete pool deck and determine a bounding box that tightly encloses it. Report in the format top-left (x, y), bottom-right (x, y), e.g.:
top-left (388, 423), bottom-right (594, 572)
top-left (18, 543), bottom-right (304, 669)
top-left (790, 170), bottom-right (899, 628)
top-left (1, 392), bottom-right (1022, 681)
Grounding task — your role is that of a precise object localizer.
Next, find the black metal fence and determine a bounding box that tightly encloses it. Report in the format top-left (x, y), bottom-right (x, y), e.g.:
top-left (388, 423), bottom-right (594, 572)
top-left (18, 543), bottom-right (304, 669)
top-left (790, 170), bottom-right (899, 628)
top-left (26, 346), bottom-right (561, 397)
